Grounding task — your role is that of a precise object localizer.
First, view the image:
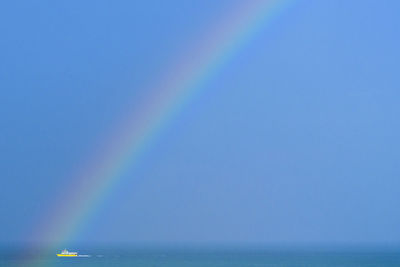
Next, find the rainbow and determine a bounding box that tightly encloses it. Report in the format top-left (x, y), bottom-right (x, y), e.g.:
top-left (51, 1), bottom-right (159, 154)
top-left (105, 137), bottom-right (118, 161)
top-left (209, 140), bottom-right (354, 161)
top-left (26, 0), bottom-right (293, 262)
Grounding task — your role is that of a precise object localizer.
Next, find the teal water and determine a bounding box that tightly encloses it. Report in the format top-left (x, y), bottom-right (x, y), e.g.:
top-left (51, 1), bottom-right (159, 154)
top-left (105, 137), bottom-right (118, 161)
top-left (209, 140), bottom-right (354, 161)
top-left (1, 247), bottom-right (400, 266)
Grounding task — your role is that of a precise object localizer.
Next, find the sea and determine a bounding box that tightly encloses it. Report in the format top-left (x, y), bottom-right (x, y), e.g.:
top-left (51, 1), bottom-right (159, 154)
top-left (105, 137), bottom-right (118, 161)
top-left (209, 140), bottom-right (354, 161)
top-left (1, 245), bottom-right (400, 266)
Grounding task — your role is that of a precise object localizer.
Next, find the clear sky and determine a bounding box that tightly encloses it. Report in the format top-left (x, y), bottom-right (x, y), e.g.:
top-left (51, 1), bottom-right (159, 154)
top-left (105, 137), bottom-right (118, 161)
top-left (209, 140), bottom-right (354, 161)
top-left (1, 0), bottom-right (400, 246)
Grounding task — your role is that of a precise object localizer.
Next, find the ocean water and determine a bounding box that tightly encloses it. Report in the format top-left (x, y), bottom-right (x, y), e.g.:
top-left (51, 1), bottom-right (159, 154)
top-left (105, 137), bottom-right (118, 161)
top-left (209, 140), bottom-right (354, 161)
top-left (1, 247), bottom-right (400, 267)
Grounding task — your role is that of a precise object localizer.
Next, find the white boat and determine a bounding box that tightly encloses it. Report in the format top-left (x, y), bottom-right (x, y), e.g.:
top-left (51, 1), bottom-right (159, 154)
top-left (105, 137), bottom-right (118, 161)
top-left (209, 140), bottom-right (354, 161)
top-left (57, 249), bottom-right (78, 257)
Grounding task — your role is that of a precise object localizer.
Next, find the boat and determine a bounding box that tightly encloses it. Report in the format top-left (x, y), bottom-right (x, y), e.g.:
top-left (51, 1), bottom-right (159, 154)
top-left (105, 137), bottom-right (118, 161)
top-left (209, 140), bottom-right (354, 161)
top-left (57, 249), bottom-right (78, 257)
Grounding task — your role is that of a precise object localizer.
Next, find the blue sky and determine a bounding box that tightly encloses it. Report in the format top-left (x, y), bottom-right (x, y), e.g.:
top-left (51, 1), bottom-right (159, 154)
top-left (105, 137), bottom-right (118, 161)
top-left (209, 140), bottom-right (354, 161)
top-left (1, 0), bottom-right (400, 245)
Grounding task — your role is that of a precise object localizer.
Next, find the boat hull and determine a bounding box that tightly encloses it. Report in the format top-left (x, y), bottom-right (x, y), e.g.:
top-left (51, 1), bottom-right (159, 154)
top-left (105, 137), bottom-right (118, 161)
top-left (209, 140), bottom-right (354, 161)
top-left (57, 254), bottom-right (78, 257)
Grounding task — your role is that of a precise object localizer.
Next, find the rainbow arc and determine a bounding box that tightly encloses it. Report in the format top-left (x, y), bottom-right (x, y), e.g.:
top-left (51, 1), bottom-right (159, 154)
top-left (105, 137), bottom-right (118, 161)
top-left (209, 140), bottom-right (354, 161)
top-left (26, 1), bottom-right (293, 265)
